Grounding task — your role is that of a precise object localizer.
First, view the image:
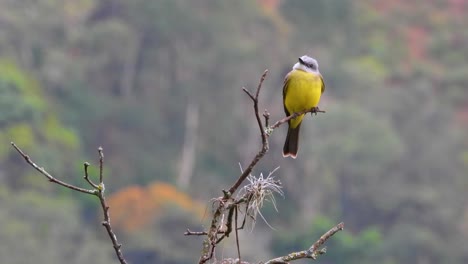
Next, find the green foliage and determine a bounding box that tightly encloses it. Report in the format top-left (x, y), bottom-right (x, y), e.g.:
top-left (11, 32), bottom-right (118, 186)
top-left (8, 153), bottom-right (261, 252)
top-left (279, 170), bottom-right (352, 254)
top-left (0, 60), bottom-right (45, 124)
top-left (123, 207), bottom-right (204, 264)
top-left (306, 104), bottom-right (403, 175)
top-left (282, 0), bottom-right (353, 43)
top-left (0, 60), bottom-right (80, 190)
top-left (0, 186), bottom-right (113, 264)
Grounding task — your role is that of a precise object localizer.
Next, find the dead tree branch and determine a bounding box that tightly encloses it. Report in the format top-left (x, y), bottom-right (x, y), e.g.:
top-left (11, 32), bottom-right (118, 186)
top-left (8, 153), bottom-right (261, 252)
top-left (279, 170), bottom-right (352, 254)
top-left (11, 142), bottom-right (128, 264)
top-left (191, 70), bottom-right (335, 264)
top-left (263, 222), bottom-right (345, 264)
top-left (227, 70), bottom-right (269, 196)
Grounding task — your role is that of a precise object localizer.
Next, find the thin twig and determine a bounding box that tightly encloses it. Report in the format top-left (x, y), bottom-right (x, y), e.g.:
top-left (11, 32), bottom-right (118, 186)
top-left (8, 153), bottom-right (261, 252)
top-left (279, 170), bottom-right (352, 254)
top-left (309, 222), bottom-right (344, 254)
top-left (263, 222), bottom-right (344, 264)
top-left (268, 107), bottom-right (325, 132)
top-left (185, 230), bottom-right (209, 236)
top-left (11, 142), bottom-right (96, 195)
top-left (225, 204), bottom-right (236, 238)
top-left (235, 207), bottom-right (241, 264)
top-left (83, 162), bottom-right (99, 189)
top-left (98, 146), bottom-right (104, 184)
top-left (263, 110), bottom-right (270, 128)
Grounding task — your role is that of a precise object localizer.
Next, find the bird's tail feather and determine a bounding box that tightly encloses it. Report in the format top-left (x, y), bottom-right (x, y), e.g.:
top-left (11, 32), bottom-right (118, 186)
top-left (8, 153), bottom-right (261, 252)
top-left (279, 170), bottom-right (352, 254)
top-left (283, 123), bottom-right (301, 159)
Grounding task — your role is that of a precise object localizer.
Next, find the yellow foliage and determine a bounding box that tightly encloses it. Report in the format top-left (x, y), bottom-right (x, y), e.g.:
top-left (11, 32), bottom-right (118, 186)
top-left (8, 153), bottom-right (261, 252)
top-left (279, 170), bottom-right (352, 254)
top-left (42, 115), bottom-right (79, 150)
top-left (64, 0), bottom-right (96, 22)
top-left (0, 123), bottom-right (34, 159)
top-left (462, 151), bottom-right (468, 166)
top-left (0, 59), bottom-right (45, 110)
top-left (107, 182), bottom-right (204, 232)
top-left (6, 123), bottom-right (35, 149)
top-left (0, 60), bottom-right (80, 162)
top-left (347, 56), bottom-right (388, 81)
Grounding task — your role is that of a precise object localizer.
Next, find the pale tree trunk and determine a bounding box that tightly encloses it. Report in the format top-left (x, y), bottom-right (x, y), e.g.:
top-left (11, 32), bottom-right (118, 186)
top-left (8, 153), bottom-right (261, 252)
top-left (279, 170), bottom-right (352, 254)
top-left (177, 103), bottom-right (199, 189)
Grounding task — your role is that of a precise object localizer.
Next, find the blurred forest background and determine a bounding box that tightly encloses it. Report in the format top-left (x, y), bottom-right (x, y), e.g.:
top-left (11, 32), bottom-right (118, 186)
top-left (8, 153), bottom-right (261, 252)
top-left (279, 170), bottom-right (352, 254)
top-left (0, 0), bottom-right (467, 263)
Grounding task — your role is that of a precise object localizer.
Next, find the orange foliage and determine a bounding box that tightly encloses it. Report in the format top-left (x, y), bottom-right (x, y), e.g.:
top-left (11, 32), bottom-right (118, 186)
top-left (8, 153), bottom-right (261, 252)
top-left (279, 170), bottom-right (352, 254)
top-left (258, 0), bottom-right (280, 11)
top-left (448, 0), bottom-right (467, 18)
top-left (107, 182), bottom-right (205, 232)
top-left (373, 0), bottom-right (405, 13)
top-left (406, 26), bottom-right (428, 61)
top-left (364, 0), bottom-right (468, 69)
top-left (455, 105), bottom-right (468, 126)
top-left (257, 0), bottom-right (290, 36)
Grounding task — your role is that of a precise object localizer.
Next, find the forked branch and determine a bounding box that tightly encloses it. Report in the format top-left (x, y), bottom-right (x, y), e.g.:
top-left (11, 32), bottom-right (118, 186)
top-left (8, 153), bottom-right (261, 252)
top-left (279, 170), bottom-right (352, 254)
top-left (11, 142), bottom-right (128, 264)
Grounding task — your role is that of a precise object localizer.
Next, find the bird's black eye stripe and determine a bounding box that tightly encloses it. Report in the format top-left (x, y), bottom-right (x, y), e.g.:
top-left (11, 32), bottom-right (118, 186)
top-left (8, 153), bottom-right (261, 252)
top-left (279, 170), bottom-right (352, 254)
top-left (298, 57), bottom-right (317, 70)
top-left (307, 63), bottom-right (316, 69)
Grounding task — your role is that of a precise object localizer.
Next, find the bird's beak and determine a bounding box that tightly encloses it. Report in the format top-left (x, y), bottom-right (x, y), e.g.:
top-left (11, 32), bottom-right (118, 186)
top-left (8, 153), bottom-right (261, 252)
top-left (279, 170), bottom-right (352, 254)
top-left (298, 57), bottom-right (304, 65)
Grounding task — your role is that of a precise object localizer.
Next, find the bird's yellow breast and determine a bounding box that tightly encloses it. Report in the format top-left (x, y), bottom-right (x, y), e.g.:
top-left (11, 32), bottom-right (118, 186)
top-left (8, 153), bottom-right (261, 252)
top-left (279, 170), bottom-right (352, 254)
top-left (283, 70), bottom-right (323, 128)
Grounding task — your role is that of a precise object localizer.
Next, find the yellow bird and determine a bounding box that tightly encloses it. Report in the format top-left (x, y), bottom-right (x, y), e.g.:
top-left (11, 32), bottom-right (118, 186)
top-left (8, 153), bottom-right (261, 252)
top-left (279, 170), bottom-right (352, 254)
top-left (283, 55), bottom-right (325, 158)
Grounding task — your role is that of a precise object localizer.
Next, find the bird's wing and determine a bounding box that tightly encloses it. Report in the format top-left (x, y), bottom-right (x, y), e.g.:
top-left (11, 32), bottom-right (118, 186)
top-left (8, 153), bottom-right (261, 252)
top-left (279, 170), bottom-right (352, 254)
top-left (282, 72), bottom-right (291, 117)
top-left (320, 74), bottom-right (326, 94)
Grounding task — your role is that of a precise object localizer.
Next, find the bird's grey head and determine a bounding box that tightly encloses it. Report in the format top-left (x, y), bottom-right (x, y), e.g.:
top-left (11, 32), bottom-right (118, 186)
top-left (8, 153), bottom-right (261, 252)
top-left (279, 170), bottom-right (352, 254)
top-left (293, 55), bottom-right (319, 73)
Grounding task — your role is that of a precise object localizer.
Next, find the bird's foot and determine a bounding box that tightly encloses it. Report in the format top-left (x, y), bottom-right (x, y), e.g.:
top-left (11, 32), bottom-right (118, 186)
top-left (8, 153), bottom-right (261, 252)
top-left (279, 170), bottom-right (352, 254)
top-left (310, 107), bottom-right (321, 116)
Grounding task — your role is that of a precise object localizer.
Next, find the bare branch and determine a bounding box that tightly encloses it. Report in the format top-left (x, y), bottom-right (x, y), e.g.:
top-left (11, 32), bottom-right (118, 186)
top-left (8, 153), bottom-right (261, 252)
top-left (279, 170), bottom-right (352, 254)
top-left (97, 190), bottom-right (127, 264)
top-left (309, 222), bottom-right (345, 254)
top-left (242, 87), bottom-right (255, 101)
top-left (185, 229), bottom-right (208, 236)
top-left (268, 107), bottom-right (325, 132)
top-left (228, 70), bottom-right (269, 196)
top-left (263, 222), bottom-right (344, 264)
top-left (11, 142), bottom-right (96, 195)
top-left (11, 142), bottom-right (128, 264)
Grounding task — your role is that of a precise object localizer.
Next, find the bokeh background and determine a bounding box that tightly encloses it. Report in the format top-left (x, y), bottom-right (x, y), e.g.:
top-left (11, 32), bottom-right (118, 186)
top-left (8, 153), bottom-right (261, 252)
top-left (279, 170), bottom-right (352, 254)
top-left (1, 0), bottom-right (467, 263)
